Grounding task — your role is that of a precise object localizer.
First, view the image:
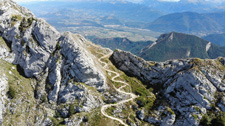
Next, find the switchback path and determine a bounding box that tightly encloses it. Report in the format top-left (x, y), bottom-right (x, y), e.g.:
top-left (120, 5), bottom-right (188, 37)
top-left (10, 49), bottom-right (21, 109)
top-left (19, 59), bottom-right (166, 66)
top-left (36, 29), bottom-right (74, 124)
top-left (98, 52), bottom-right (138, 126)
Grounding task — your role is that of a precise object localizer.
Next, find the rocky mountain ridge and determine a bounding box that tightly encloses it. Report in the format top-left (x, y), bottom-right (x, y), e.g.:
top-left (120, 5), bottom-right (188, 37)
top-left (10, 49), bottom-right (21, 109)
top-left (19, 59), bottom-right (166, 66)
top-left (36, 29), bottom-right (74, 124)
top-left (0, 1), bottom-right (150, 126)
top-left (139, 32), bottom-right (225, 62)
top-left (0, 0), bottom-right (112, 125)
top-left (111, 49), bottom-right (225, 125)
top-left (1, 0), bottom-right (225, 126)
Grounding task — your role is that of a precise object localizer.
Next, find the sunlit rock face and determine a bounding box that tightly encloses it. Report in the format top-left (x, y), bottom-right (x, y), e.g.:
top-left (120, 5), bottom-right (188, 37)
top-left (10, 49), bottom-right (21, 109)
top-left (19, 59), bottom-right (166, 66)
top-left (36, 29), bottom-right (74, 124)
top-left (111, 49), bottom-right (225, 125)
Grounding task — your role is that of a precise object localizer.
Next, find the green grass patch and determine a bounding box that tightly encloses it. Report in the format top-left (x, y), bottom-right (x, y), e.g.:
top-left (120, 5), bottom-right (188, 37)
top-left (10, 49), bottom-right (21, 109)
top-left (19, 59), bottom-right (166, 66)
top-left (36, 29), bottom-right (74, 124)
top-left (11, 15), bottom-right (22, 27)
top-left (120, 74), bottom-right (156, 111)
top-left (106, 106), bottom-right (116, 116)
top-left (49, 117), bottom-right (64, 126)
top-left (8, 85), bottom-right (16, 99)
top-left (167, 107), bottom-right (175, 115)
top-left (0, 37), bottom-right (11, 50)
top-left (69, 104), bottom-right (76, 116)
top-left (193, 114), bottom-right (198, 120)
top-left (0, 59), bottom-right (37, 126)
top-left (86, 108), bottom-right (120, 126)
top-left (200, 111), bottom-right (225, 126)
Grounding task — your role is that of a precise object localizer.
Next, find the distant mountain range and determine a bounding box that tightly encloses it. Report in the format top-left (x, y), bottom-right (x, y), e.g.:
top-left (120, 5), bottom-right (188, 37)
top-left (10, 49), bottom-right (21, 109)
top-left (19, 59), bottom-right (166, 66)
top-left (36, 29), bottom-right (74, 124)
top-left (90, 32), bottom-right (225, 62)
top-left (141, 0), bottom-right (225, 13)
top-left (139, 32), bottom-right (225, 61)
top-left (203, 33), bottom-right (225, 47)
top-left (21, 1), bottom-right (162, 24)
top-left (20, 1), bottom-right (225, 39)
top-left (146, 12), bottom-right (225, 35)
top-left (19, 1), bottom-right (162, 41)
top-left (88, 37), bottom-right (153, 55)
top-left (18, 1), bottom-right (225, 62)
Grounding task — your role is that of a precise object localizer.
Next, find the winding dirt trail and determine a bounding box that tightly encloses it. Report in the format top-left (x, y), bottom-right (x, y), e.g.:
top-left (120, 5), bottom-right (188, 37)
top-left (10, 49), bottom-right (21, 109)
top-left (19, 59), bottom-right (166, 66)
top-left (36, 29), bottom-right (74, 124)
top-left (98, 52), bottom-right (138, 126)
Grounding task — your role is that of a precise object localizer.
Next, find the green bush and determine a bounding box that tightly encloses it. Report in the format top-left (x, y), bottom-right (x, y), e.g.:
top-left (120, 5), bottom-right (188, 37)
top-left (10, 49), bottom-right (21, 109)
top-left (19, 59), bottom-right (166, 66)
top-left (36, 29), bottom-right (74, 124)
top-left (135, 87), bottom-right (149, 96)
top-left (200, 112), bottom-right (225, 126)
top-left (200, 114), bottom-right (213, 126)
top-left (211, 112), bottom-right (225, 126)
top-left (8, 86), bottom-right (16, 99)
top-left (167, 107), bottom-right (175, 115)
top-left (40, 95), bottom-right (47, 103)
top-left (55, 111), bottom-right (62, 118)
top-left (136, 96), bottom-right (155, 110)
top-left (69, 104), bottom-right (76, 116)
top-left (193, 114), bottom-right (198, 120)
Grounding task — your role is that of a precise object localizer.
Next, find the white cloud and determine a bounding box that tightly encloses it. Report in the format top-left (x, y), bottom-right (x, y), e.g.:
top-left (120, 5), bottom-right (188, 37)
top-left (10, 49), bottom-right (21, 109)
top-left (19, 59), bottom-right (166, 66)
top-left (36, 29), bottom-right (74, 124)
top-left (158, 0), bottom-right (180, 2)
top-left (126, 0), bottom-right (143, 3)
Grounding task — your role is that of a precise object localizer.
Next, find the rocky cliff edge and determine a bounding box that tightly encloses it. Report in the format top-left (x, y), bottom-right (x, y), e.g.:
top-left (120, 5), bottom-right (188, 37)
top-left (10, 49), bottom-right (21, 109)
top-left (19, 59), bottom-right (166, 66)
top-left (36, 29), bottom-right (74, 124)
top-left (110, 49), bottom-right (225, 125)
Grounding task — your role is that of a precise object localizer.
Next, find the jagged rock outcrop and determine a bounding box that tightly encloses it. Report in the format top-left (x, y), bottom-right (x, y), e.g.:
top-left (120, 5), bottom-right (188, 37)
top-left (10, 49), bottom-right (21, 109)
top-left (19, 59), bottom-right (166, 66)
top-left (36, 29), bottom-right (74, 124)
top-left (46, 32), bottom-right (107, 103)
top-left (58, 32), bottom-right (106, 91)
top-left (0, 37), bottom-right (15, 63)
top-left (0, 0), bottom-right (108, 125)
top-left (0, 0), bottom-right (106, 99)
top-left (111, 49), bottom-right (192, 89)
top-left (0, 0), bottom-right (60, 77)
top-left (110, 49), bottom-right (225, 125)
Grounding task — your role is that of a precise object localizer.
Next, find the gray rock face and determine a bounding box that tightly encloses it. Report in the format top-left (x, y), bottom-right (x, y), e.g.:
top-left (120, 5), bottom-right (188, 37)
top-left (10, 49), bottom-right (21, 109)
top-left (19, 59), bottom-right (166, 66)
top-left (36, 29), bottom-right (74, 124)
top-left (47, 32), bottom-right (107, 103)
top-left (0, 0), bottom-right (106, 98)
top-left (32, 19), bottom-right (60, 53)
top-left (218, 97), bottom-right (225, 112)
top-left (58, 82), bottom-right (103, 116)
top-left (0, 0), bottom-right (60, 78)
top-left (19, 18), bottom-right (60, 77)
top-left (0, 0), bottom-right (107, 124)
top-left (59, 32), bottom-right (106, 91)
top-left (110, 50), bottom-right (225, 126)
top-left (0, 75), bottom-right (7, 124)
top-left (110, 49), bottom-right (192, 88)
top-left (146, 106), bottom-right (176, 126)
top-left (64, 116), bottom-right (85, 126)
top-left (0, 38), bottom-right (15, 63)
top-left (47, 58), bottom-right (62, 102)
top-left (136, 110), bottom-right (145, 120)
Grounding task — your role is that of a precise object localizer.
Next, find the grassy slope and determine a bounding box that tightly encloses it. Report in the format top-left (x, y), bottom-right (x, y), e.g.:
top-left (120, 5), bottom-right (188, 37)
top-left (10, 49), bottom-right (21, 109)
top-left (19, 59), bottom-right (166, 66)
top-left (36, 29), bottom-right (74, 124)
top-left (87, 43), bottom-right (155, 125)
top-left (0, 59), bottom-right (38, 126)
top-left (0, 37), bottom-right (47, 126)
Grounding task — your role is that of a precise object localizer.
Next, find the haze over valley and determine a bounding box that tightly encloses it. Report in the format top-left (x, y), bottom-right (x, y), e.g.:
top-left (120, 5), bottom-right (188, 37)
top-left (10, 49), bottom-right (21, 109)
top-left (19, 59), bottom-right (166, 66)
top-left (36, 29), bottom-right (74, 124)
top-left (19, 0), bottom-right (225, 43)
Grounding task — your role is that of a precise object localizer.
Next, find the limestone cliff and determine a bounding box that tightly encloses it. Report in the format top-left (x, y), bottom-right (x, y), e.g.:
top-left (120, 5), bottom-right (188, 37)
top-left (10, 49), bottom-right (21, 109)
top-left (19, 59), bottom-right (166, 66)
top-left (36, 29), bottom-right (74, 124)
top-left (110, 49), bottom-right (225, 125)
top-left (0, 0), bottom-right (110, 125)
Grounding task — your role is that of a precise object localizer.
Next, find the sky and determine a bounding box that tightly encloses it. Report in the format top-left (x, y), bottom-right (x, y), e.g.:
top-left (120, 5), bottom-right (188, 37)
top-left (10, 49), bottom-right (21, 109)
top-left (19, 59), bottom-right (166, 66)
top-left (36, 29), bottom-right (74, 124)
top-left (14, 0), bottom-right (49, 2)
top-left (13, 0), bottom-right (225, 3)
top-left (13, 0), bottom-right (177, 2)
